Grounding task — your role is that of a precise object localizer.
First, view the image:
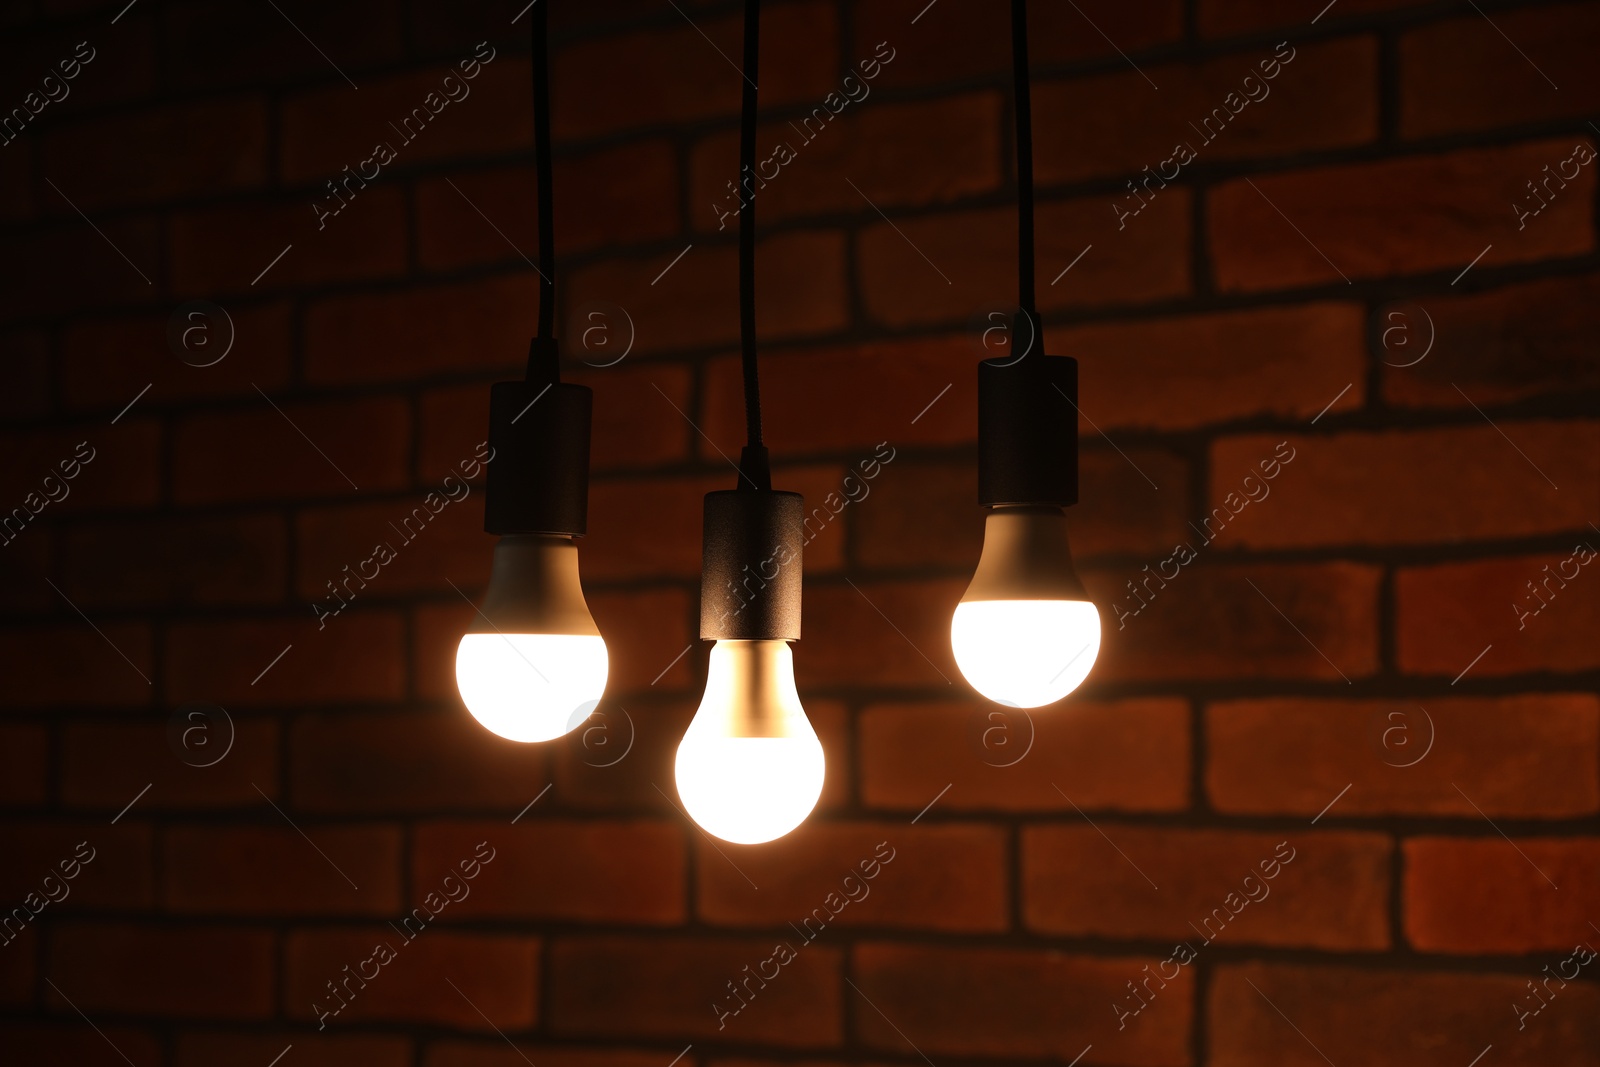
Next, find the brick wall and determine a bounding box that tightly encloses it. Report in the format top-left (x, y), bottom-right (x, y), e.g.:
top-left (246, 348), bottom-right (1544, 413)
top-left (1, 0), bottom-right (1598, 1064)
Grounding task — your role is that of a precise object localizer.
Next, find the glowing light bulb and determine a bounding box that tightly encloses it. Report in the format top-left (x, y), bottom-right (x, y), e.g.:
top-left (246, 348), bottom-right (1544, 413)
top-left (951, 506), bottom-right (1100, 708)
top-left (456, 535), bottom-right (608, 742)
top-left (675, 640), bottom-right (824, 844)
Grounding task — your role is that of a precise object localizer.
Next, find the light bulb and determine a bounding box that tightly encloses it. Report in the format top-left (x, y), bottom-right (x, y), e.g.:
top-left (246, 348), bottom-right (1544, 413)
top-left (951, 505), bottom-right (1100, 708)
top-left (675, 639), bottom-right (824, 845)
top-left (456, 534), bottom-right (608, 742)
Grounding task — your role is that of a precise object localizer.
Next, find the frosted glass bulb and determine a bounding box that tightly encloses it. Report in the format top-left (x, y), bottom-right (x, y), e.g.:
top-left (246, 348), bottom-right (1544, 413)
top-left (675, 640), bottom-right (824, 844)
top-left (456, 633), bottom-right (608, 742)
top-left (951, 506), bottom-right (1100, 708)
top-left (951, 599), bottom-right (1100, 707)
top-left (456, 535), bottom-right (608, 743)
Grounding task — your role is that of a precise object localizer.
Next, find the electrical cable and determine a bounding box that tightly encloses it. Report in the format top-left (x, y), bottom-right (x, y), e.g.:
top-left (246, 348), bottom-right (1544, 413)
top-left (1010, 0), bottom-right (1037, 340)
top-left (736, 0), bottom-right (770, 489)
top-left (533, 0), bottom-right (557, 351)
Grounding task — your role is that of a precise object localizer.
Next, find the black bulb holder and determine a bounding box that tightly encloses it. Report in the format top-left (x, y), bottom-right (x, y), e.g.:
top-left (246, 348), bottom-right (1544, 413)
top-left (978, 351), bottom-right (1079, 508)
top-left (483, 338), bottom-right (593, 537)
top-left (700, 487), bottom-right (803, 641)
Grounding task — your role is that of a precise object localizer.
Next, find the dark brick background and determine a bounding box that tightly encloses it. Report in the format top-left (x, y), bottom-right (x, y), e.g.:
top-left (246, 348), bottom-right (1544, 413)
top-left (0, 0), bottom-right (1597, 1064)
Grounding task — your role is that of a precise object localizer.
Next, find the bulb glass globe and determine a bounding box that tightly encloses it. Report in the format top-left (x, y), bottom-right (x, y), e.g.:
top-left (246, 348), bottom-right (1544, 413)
top-left (456, 535), bottom-right (608, 743)
top-left (951, 506), bottom-right (1100, 708)
top-left (951, 599), bottom-right (1100, 707)
top-left (675, 640), bottom-right (824, 844)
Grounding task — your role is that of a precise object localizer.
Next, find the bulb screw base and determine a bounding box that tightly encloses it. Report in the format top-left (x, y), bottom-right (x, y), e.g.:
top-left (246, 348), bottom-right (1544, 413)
top-left (700, 489), bottom-right (804, 641)
top-left (978, 352), bottom-right (1078, 508)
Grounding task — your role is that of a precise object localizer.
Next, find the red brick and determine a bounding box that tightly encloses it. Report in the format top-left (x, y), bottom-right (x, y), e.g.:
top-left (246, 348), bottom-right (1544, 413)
top-left (699, 823), bottom-right (1006, 932)
top-left (1089, 562), bottom-right (1382, 683)
top-left (0, 623), bottom-right (152, 708)
top-left (571, 362), bottom-right (693, 471)
top-left (165, 612), bottom-right (405, 706)
top-left (0, 216), bottom-right (159, 322)
top-left (1025, 827), bottom-right (1389, 950)
top-left (177, 1032), bottom-right (411, 1067)
top-left (0, 926), bottom-right (32, 1004)
top-left (0, 1022), bottom-right (164, 1067)
top-left (1208, 695), bottom-right (1600, 818)
top-left (854, 943), bottom-right (1192, 1064)
top-left (417, 142), bottom-right (680, 271)
top-left (169, 189), bottom-right (408, 295)
top-left (0, 822), bottom-right (153, 910)
top-left (306, 275), bottom-right (533, 386)
top-left (1397, 553), bottom-right (1600, 679)
top-left (859, 195), bottom-right (1190, 328)
top-left (0, 531), bottom-right (52, 615)
top-left (553, 3), bottom-right (838, 139)
top-left (1405, 837), bottom-right (1600, 953)
top-left (295, 495), bottom-right (487, 600)
top-left (688, 92), bottom-right (1002, 231)
top-left (1209, 423), bottom-right (1597, 548)
top-left (566, 231), bottom-right (848, 355)
top-left (0, 724), bottom-right (47, 806)
top-left (173, 395), bottom-right (410, 503)
top-left (291, 709), bottom-right (550, 814)
top-left (1199, 0), bottom-right (1419, 38)
top-left (61, 513), bottom-right (287, 607)
top-left (0, 421), bottom-right (161, 514)
top-left (61, 302), bottom-right (294, 412)
top-left (589, 587), bottom-right (698, 693)
top-left (0, 329), bottom-right (49, 417)
top-left (42, 98), bottom-right (268, 211)
top-left (48, 922), bottom-right (274, 1019)
top-left (427, 1045), bottom-right (667, 1067)
top-left (860, 698), bottom-right (1191, 814)
top-left (62, 716), bottom-right (279, 811)
top-left (585, 467), bottom-right (846, 581)
top-left (1209, 962), bottom-right (1600, 1065)
top-left (1381, 274), bottom-right (1600, 407)
top-left (0, 20), bottom-right (155, 117)
top-left (1209, 140), bottom-right (1595, 291)
top-left (548, 936), bottom-right (842, 1045)
top-left (854, 460), bottom-right (982, 570)
top-left (1056, 303), bottom-right (1366, 431)
top-left (801, 577), bottom-right (965, 689)
top-left (552, 697), bottom-right (693, 810)
top-left (163, 0), bottom-right (403, 91)
top-left (855, 0), bottom-right (1184, 88)
top-left (0, 140), bottom-right (30, 225)
top-left (280, 58), bottom-right (532, 183)
top-left (1401, 4), bottom-right (1600, 138)
top-left (1036, 37), bottom-right (1377, 185)
top-left (163, 824), bottom-right (401, 916)
top-left (701, 336), bottom-right (975, 455)
top-left (285, 928), bottom-right (539, 1030)
top-left (413, 820), bottom-right (685, 924)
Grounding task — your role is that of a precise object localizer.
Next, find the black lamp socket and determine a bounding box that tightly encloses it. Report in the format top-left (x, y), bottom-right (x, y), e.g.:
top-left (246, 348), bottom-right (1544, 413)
top-left (978, 353), bottom-right (1079, 508)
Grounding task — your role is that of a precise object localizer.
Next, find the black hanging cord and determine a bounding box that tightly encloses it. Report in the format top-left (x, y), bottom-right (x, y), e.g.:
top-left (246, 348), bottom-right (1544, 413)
top-left (528, 0), bottom-right (559, 382)
top-left (1010, 0), bottom-right (1038, 339)
top-left (736, 0), bottom-right (770, 490)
